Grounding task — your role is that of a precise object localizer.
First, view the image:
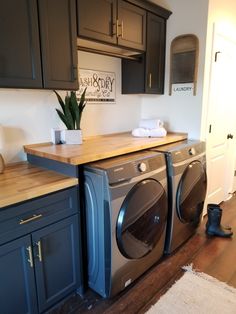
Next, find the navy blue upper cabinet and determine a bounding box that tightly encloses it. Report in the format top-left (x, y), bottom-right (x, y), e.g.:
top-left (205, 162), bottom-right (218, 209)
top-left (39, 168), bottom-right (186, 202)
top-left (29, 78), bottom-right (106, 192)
top-left (117, 0), bottom-right (146, 51)
top-left (0, 0), bottom-right (78, 90)
top-left (0, 235), bottom-right (38, 314)
top-left (122, 12), bottom-right (166, 94)
top-left (145, 13), bottom-right (166, 94)
top-left (38, 0), bottom-right (78, 90)
top-left (77, 0), bottom-right (146, 52)
top-left (0, 0), bottom-right (42, 88)
top-left (78, 0), bottom-right (117, 44)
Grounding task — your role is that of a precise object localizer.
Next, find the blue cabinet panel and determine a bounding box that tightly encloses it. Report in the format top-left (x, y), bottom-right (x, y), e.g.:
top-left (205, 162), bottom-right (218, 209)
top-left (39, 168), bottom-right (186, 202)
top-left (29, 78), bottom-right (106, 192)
top-left (0, 236), bottom-right (38, 314)
top-left (32, 215), bottom-right (81, 312)
top-left (0, 186), bottom-right (82, 313)
top-left (0, 187), bottom-right (78, 246)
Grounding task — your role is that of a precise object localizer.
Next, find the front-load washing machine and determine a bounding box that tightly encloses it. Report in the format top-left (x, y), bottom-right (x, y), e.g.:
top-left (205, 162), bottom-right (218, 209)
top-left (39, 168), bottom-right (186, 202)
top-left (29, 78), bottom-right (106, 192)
top-left (83, 150), bottom-right (168, 298)
top-left (152, 140), bottom-right (207, 254)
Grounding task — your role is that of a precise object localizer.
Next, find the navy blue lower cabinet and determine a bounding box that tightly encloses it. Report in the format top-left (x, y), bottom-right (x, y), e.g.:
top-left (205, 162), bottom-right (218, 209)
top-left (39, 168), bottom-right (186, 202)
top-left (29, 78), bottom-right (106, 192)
top-left (0, 185), bottom-right (83, 313)
top-left (0, 235), bottom-right (38, 314)
top-left (32, 215), bottom-right (81, 313)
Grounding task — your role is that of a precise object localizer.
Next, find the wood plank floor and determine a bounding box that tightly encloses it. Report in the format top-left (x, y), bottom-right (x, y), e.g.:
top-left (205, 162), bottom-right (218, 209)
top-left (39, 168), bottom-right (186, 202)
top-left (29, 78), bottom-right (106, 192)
top-left (49, 196), bottom-right (236, 314)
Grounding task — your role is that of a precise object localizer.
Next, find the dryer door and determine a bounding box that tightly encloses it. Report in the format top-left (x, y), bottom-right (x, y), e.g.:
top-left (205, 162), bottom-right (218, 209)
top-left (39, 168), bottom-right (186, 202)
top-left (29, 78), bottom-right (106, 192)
top-left (116, 178), bottom-right (167, 259)
top-left (176, 160), bottom-right (207, 224)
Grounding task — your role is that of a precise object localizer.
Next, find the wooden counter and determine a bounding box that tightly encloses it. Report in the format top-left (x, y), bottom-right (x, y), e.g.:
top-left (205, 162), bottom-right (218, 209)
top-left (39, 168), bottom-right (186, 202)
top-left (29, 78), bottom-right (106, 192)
top-left (24, 132), bottom-right (187, 165)
top-left (0, 162), bottom-right (78, 208)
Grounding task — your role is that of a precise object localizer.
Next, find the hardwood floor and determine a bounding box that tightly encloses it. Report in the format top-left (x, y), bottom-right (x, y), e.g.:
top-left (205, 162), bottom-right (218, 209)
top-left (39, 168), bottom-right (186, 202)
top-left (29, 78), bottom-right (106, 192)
top-left (49, 196), bottom-right (236, 314)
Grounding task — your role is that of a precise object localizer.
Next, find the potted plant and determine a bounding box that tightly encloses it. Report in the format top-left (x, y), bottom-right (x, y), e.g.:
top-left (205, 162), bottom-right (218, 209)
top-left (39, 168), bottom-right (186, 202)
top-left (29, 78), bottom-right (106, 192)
top-left (54, 88), bottom-right (87, 144)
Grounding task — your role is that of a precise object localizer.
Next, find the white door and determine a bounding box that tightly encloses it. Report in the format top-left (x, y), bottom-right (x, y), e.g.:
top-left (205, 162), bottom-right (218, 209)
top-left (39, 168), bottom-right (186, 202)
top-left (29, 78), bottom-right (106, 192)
top-left (206, 27), bottom-right (236, 208)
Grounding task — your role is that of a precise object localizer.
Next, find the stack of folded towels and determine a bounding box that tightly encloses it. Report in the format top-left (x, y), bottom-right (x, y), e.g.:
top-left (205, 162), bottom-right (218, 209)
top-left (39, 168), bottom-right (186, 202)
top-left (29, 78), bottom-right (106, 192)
top-left (132, 118), bottom-right (167, 138)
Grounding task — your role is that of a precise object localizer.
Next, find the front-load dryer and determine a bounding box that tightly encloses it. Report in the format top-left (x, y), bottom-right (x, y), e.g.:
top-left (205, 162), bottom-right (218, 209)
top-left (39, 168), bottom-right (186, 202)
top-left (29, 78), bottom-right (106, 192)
top-left (83, 150), bottom-right (168, 298)
top-left (152, 140), bottom-right (207, 254)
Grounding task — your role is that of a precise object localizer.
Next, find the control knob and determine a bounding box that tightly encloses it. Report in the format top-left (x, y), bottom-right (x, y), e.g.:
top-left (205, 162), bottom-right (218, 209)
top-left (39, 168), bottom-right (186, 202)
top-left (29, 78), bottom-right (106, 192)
top-left (138, 162), bottom-right (147, 172)
top-left (188, 147), bottom-right (196, 156)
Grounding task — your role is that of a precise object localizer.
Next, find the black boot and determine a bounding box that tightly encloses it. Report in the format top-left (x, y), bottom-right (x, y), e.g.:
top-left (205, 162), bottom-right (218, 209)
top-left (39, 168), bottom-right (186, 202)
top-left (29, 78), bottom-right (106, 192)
top-left (206, 205), bottom-right (233, 237)
top-left (206, 204), bottom-right (232, 231)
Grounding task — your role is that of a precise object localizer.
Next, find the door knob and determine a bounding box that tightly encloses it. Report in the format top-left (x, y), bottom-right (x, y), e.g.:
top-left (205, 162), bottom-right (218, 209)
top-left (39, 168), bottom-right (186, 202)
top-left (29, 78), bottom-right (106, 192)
top-left (227, 134), bottom-right (234, 139)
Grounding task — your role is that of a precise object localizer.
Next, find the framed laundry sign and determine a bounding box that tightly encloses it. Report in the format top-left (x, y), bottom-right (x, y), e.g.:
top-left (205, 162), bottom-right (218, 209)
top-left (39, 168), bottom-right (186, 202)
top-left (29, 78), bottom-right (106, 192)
top-left (77, 68), bottom-right (116, 103)
top-left (169, 34), bottom-right (199, 96)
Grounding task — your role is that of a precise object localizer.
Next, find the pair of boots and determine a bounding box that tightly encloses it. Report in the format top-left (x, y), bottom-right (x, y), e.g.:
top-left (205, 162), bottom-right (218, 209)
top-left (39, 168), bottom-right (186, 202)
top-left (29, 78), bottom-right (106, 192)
top-left (205, 204), bottom-right (233, 237)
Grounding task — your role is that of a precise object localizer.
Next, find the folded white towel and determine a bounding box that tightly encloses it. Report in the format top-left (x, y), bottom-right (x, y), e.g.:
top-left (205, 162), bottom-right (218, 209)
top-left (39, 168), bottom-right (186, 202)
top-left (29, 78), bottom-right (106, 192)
top-left (132, 128), bottom-right (150, 137)
top-left (132, 127), bottom-right (167, 138)
top-left (139, 119), bottom-right (164, 129)
top-left (149, 127), bottom-right (167, 137)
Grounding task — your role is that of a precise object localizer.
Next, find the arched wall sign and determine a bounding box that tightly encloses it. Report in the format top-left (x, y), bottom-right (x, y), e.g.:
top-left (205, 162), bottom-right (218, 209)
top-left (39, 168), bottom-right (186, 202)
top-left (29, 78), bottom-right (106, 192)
top-left (169, 34), bottom-right (199, 96)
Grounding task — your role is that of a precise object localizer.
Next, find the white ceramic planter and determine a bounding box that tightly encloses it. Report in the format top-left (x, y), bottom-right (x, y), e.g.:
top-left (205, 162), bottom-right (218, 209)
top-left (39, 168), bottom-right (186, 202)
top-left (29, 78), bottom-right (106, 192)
top-left (61, 129), bottom-right (83, 145)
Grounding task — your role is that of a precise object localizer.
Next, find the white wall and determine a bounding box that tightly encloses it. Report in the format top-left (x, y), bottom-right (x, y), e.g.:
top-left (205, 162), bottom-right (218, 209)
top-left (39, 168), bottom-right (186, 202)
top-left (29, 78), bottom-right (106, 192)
top-left (78, 51), bottom-right (141, 136)
top-left (141, 0), bottom-right (209, 139)
top-left (0, 52), bottom-right (141, 163)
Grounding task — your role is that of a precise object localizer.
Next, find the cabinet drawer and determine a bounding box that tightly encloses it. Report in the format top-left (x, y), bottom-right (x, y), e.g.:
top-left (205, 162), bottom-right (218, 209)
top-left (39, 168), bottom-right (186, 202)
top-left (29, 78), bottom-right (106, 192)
top-left (0, 187), bottom-right (78, 245)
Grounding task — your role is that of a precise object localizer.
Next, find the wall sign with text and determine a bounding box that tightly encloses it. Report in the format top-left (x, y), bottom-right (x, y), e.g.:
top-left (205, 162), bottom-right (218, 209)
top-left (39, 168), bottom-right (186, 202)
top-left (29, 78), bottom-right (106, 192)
top-left (76, 68), bottom-right (116, 103)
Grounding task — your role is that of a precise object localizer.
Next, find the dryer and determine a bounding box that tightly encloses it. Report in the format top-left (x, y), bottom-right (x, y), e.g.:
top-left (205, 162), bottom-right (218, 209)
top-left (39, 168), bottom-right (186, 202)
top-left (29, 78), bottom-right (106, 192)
top-left (83, 151), bottom-right (168, 298)
top-left (152, 140), bottom-right (207, 254)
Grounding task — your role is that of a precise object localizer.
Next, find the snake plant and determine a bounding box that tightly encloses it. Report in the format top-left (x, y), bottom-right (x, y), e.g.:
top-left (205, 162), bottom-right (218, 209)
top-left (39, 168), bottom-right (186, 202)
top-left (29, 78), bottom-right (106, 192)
top-left (54, 88), bottom-right (87, 130)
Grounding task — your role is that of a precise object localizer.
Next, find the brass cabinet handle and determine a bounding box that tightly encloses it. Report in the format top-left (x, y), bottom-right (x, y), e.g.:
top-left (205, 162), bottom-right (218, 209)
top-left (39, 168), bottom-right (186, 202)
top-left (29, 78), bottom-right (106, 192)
top-left (121, 20), bottom-right (124, 38)
top-left (116, 20), bottom-right (120, 38)
top-left (116, 20), bottom-right (124, 38)
top-left (36, 241), bottom-right (43, 262)
top-left (19, 214), bottom-right (42, 225)
top-left (149, 73), bottom-right (152, 88)
top-left (26, 246), bottom-right (34, 268)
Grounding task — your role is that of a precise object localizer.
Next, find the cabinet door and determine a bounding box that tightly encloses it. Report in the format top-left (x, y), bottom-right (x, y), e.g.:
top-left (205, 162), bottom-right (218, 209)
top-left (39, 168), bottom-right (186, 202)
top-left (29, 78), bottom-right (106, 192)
top-left (117, 0), bottom-right (146, 51)
top-left (78, 0), bottom-right (117, 44)
top-left (38, 0), bottom-right (78, 90)
top-left (122, 13), bottom-right (166, 95)
top-left (0, 0), bottom-right (42, 88)
top-left (32, 215), bottom-right (81, 313)
top-left (0, 236), bottom-right (37, 314)
top-left (146, 13), bottom-right (165, 94)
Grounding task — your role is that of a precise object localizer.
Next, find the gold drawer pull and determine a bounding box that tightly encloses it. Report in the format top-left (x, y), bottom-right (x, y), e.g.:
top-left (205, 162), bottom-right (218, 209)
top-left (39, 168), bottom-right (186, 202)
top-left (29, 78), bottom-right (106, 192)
top-left (36, 241), bottom-right (43, 262)
top-left (26, 246), bottom-right (34, 268)
top-left (19, 214), bottom-right (42, 225)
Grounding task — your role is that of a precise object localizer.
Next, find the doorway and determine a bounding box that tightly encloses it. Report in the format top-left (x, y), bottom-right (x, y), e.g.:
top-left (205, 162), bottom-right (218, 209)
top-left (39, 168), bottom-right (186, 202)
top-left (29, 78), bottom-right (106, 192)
top-left (205, 25), bottom-right (236, 207)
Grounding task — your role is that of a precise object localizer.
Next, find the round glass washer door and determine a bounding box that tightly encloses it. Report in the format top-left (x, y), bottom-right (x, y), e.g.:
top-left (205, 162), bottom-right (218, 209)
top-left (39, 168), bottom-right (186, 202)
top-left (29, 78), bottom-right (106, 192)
top-left (116, 178), bottom-right (167, 260)
top-left (176, 160), bottom-right (207, 224)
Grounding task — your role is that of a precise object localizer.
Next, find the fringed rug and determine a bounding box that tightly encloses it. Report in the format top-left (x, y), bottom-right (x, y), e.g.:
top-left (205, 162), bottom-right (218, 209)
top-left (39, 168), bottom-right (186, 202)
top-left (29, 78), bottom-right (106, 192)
top-left (146, 265), bottom-right (236, 314)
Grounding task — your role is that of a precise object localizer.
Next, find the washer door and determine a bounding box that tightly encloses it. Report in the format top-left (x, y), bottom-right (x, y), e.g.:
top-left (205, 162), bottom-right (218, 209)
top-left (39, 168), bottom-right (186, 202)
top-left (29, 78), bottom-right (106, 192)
top-left (176, 160), bottom-right (207, 224)
top-left (116, 178), bottom-right (167, 260)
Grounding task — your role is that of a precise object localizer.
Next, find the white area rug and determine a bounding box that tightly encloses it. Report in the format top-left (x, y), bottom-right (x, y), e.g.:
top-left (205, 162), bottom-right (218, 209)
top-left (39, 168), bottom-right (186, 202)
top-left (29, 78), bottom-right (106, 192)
top-left (146, 265), bottom-right (236, 314)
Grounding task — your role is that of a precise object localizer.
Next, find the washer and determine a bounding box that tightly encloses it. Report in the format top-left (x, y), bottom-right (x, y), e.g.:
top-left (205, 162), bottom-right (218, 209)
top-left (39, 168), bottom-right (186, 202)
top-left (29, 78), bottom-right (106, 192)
top-left (151, 140), bottom-right (207, 254)
top-left (83, 150), bottom-right (168, 298)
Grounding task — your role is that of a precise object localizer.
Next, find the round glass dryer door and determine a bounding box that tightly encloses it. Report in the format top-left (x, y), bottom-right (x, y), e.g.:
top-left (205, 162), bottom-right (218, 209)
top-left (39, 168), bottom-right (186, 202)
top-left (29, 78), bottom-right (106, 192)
top-left (176, 160), bottom-right (207, 224)
top-left (116, 179), bottom-right (167, 260)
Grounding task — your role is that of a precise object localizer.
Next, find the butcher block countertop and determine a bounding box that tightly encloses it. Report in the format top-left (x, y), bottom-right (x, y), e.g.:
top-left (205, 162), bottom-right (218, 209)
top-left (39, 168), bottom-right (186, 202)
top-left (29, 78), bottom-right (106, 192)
top-left (24, 132), bottom-right (187, 165)
top-left (0, 162), bottom-right (78, 208)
